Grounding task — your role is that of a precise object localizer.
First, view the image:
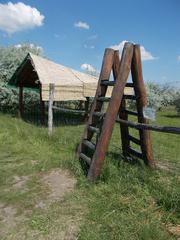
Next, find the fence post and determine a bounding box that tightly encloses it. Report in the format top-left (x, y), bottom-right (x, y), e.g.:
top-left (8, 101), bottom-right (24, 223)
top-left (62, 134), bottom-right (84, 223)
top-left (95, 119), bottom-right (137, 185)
top-left (40, 85), bottom-right (45, 125)
top-left (48, 83), bottom-right (55, 136)
top-left (84, 97), bottom-right (90, 121)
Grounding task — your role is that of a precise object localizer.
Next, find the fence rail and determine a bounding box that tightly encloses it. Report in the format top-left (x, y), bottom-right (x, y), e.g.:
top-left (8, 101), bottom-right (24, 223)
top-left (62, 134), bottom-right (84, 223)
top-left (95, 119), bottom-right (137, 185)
top-left (116, 118), bottom-right (180, 135)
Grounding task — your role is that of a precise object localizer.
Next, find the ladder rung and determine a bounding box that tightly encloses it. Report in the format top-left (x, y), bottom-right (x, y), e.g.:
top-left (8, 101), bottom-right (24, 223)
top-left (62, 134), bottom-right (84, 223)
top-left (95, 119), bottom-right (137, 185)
top-left (128, 135), bottom-right (141, 145)
top-left (83, 140), bottom-right (95, 151)
top-left (88, 126), bottom-right (100, 134)
top-left (123, 95), bottom-right (136, 100)
top-left (79, 153), bottom-right (91, 165)
top-left (127, 147), bottom-right (143, 159)
top-left (101, 80), bottom-right (115, 86)
top-left (126, 83), bottom-right (134, 87)
top-left (124, 109), bottom-right (138, 116)
top-left (97, 97), bottom-right (110, 102)
top-left (93, 112), bottom-right (105, 117)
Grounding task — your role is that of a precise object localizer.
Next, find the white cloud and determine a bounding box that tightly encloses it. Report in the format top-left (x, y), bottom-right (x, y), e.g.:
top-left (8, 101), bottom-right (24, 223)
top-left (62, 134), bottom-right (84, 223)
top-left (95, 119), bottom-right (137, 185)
top-left (177, 55), bottom-right (180, 61)
top-left (0, 2), bottom-right (44, 34)
top-left (74, 21), bottom-right (90, 30)
top-left (84, 44), bottom-right (95, 49)
top-left (81, 63), bottom-right (96, 72)
top-left (110, 40), bottom-right (155, 61)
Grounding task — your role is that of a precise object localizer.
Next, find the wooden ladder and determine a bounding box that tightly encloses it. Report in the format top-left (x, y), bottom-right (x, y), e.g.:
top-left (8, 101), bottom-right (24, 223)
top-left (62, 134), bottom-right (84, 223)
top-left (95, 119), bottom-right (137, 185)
top-left (77, 42), bottom-right (154, 181)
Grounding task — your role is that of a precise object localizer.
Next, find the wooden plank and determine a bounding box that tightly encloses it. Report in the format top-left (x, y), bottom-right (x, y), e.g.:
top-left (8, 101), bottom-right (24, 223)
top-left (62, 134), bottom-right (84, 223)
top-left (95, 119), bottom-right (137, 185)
top-left (84, 97), bottom-right (90, 121)
top-left (131, 45), bottom-right (155, 167)
top-left (97, 97), bottom-right (110, 102)
top-left (101, 80), bottom-right (115, 86)
top-left (88, 42), bottom-right (134, 181)
top-left (127, 147), bottom-right (143, 159)
top-left (126, 83), bottom-right (134, 87)
top-left (40, 84), bottom-right (45, 125)
top-left (124, 109), bottom-right (138, 116)
top-left (88, 126), bottom-right (100, 134)
top-left (77, 48), bottom-right (115, 156)
top-left (116, 118), bottom-right (180, 134)
top-left (93, 112), bottom-right (105, 117)
top-left (82, 140), bottom-right (96, 150)
top-left (52, 106), bottom-right (85, 114)
top-left (123, 95), bottom-right (136, 100)
top-left (48, 83), bottom-right (55, 136)
top-left (79, 153), bottom-right (91, 165)
top-left (113, 50), bottom-right (130, 156)
top-left (128, 134), bottom-right (141, 145)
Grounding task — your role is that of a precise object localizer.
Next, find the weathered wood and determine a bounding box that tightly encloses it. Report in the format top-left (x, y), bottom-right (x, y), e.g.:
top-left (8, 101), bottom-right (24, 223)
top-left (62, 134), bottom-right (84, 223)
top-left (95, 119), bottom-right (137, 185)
top-left (116, 118), bottom-right (180, 134)
top-left (52, 106), bottom-right (85, 114)
top-left (79, 153), bottom-right (91, 165)
top-left (97, 97), bottom-right (111, 102)
top-left (131, 45), bottom-right (155, 167)
top-left (124, 109), bottom-right (138, 116)
top-left (48, 83), bottom-right (55, 136)
top-left (40, 85), bottom-right (45, 125)
top-left (126, 83), bottom-right (134, 87)
top-left (127, 147), bottom-right (144, 159)
top-left (82, 140), bottom-right (96, 150)
top-left (88, 43), bottom-right (134, 181)
top-left (18, 85), bottom-right (23, 118)
top-left (93, 111), bottom-right (105, 117)
top-left (77, 48), bottom-right (115, 156)
top-left (123, 95), bottom-right (136, 100)
top-left (128, 134), bottom-right (141, 145)
top-left (113, 50), bottom-right (130, 156)
top-left (84, 97), bottom-right (90, 121)
top-left (101, 80), bottom-right (115, 86)
top-left (88, 126), bottom-right (100, 134)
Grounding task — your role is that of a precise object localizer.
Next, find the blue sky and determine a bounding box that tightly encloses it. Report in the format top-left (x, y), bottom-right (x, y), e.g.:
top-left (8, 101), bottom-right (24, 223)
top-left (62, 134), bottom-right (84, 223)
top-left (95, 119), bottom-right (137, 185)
top-left (0, 0), bottom-right (180, 85)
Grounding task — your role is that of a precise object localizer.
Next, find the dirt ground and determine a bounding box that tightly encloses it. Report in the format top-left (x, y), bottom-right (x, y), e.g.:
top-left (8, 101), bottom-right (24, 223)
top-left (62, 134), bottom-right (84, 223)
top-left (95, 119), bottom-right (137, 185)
top-left (0, 169), bottom-right (79, 240)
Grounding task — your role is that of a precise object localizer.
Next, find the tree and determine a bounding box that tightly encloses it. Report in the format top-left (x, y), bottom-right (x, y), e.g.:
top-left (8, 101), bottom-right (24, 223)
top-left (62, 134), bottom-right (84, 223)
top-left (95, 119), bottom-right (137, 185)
top-left (0, 43), bottom-right (44, 112)
top-left (0, 43), bottom-right (43, 83)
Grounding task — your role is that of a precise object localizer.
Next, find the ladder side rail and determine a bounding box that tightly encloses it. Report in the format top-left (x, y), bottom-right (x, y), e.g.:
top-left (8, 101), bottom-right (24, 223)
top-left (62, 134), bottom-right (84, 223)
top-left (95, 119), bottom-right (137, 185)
top-left (113, 50), bottom-right (130, 155)
top-left (131, 44), bottom-right (155, 167)
top-left (88, 43), bottom-right (134, 181)
top-left (77, 48), bottom-right (115, 156)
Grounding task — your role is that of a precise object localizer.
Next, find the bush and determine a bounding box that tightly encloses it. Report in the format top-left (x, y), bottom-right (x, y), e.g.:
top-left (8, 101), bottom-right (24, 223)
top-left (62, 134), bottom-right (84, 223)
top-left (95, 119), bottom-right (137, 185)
top-left (174, 93), bottom-right (180, 114)
top-left (146, 82), bottom-right (179, 111)
top-left (0, 82), bottom-right (40, 113)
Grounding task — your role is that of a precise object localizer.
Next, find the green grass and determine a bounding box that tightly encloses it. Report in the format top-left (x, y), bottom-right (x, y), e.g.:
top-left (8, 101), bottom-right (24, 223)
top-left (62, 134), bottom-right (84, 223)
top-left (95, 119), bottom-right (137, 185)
top-left (0, 110), bottom-right (179, 239)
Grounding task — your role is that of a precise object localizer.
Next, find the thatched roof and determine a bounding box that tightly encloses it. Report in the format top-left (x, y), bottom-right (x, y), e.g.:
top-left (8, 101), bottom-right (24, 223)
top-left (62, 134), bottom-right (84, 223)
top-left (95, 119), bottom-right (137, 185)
top-left (9, 52), bottom-right (133, 101)
top-left (9, 53), bottom-right (98, 101)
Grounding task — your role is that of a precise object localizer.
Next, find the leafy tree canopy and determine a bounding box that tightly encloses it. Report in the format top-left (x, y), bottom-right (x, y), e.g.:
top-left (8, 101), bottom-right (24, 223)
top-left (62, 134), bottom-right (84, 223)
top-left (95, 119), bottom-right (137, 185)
top-left (0, 43), bottom-right (43, 83)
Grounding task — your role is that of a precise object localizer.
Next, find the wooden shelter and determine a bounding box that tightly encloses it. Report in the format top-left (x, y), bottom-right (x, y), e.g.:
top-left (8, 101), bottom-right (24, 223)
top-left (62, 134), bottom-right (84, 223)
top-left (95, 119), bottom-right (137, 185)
top-left (9, 53), bottom-right (133, 124)
top-left (9, 53), bottom-right (99, 122)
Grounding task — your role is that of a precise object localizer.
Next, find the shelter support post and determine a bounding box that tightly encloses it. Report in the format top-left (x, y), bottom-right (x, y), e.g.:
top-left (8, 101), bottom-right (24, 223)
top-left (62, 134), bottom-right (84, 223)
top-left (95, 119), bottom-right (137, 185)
top-left (48, 83), bottom-right (55, 136)
top-left (18, 85), bottom-right (23, 118)
top-left (84, 97), bottom-right (90, 121)
top-left (40, 85), bottom-right (45, 126)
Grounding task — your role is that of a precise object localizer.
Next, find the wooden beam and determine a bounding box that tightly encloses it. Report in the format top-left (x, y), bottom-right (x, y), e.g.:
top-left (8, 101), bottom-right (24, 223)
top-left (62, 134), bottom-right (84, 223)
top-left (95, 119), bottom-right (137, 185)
top-left (77, 48), bottom-right (115, 156)
top-left (88, 43), bottom-right (134, 181)
top-left (40, 84), bottom-right (45, 126)
top-left (84, 97), bottom-right (90, 121)
top-left (48, 83), bottom-right (55, 136)
top-left (113, 50), bottom-right (130, 156)
top-left (131, 45), bottom-right (155, 167)
top-left (116, 118), bottom-right (180, 135)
